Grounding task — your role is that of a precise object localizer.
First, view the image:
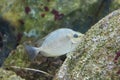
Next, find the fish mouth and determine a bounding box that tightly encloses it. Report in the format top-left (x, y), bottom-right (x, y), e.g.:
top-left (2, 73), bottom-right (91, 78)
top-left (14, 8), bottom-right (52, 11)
top-left (78, 33), bottom-right (84, 37)
top-left (71, 34), bottom-right (84, 44)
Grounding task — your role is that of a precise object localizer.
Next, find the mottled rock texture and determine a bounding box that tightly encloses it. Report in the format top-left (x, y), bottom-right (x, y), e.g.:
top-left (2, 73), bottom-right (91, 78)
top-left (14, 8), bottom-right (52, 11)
top-left (0, 68), bottom-right (25, 80)
top-left (55, 9), bottom-right (120, 80)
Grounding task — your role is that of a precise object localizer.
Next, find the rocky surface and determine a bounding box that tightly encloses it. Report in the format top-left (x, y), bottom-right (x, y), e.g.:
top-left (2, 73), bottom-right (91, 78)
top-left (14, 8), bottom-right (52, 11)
top-left (0, 68), bottom-right (25, 80)
top-left (0, 0), bottom-right (119, 80)
top-left (55, 9), bottom-right (120, 80)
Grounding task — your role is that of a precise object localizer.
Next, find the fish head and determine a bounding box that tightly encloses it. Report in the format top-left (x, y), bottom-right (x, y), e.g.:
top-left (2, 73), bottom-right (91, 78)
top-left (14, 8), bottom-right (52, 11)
top-left (67, 31), bottom-right (84, 44)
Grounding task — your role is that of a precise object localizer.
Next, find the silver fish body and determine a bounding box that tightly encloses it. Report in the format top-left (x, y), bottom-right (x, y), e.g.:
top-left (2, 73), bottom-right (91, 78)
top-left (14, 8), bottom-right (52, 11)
top-left (25, 28), bottom-right (84, 60)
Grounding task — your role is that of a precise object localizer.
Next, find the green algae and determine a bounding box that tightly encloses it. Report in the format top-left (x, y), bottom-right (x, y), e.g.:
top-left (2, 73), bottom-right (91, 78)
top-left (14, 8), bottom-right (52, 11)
top-left (4, 45), bottom-right (30, 67)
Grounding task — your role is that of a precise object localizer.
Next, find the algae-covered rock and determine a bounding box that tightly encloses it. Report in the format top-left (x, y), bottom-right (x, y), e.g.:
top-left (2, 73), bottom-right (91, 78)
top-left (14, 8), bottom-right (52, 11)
top-left (0, 0), bottom-right (120, 80)
top-left (0, 68), bottom-right (25, 80)
top-left (4, 45), bottom-right (30, 67)
top-left (3, 44), bottom-right (61, 80)
top-left (0, 0), bottom-right (119, 36)
top-left (54, 9), bottom-right (120, 80)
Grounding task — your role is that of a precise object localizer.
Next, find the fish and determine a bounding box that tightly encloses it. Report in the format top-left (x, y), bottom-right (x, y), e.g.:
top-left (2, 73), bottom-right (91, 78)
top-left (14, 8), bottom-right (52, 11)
top-left (25, 28), bottom-right (84, 60)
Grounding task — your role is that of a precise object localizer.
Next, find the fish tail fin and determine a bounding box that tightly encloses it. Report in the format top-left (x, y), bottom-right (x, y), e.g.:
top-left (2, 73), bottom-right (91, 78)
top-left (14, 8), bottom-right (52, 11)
top-left (25, 45), bottom-right (40, 60)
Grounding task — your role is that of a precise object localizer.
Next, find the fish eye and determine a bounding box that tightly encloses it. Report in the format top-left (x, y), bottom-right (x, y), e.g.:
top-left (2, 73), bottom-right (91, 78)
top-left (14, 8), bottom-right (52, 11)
top-left (73, 34), bottom-right (78, 38)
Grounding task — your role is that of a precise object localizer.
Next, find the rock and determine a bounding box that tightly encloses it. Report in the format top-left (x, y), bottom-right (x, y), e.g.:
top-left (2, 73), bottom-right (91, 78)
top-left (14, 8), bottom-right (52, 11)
top-left (3, 45), bottom-right (30, 67)
top-left (0, 68), bottom-right (25, 80)
top-left (54, 9), bottom-right (120, 80)
top-left (0, 0), bottom-right (120, 80)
